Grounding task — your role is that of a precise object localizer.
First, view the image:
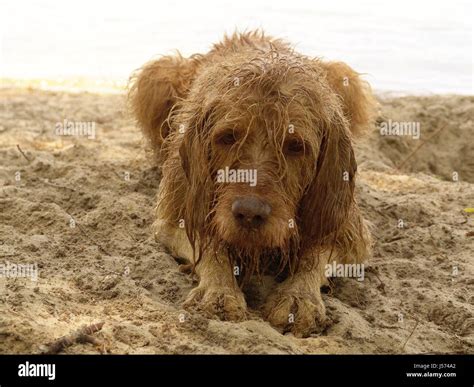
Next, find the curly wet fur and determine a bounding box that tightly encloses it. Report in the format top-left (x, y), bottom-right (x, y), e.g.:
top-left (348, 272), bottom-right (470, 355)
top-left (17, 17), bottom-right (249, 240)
top-left (129, 31), bottom-right (375, 336)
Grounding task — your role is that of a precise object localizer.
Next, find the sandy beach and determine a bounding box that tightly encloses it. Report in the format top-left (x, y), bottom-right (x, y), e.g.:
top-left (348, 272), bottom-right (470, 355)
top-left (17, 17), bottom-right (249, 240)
top-left (0, 87), bottom-right (472, 354)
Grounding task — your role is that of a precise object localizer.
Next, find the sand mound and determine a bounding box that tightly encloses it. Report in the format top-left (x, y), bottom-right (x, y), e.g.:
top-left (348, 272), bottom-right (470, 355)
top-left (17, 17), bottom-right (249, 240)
top-left (363, 95), bottom-right (474, 183)
top-left (0, 88), bottom-right (472, 354)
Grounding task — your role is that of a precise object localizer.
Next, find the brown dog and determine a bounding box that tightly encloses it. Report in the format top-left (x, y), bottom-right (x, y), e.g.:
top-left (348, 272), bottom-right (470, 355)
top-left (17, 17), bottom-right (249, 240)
top-left (129, 31), bottom-right (374, 337)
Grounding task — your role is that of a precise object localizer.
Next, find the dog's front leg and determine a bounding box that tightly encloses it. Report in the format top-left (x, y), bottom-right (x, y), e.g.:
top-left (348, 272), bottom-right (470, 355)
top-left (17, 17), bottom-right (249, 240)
top-left (184, 251), bottom-right (248, 321)
top-left (154, 219), bottom-right (247, 321)
top-left (263, 250), bottom-right (332, 337)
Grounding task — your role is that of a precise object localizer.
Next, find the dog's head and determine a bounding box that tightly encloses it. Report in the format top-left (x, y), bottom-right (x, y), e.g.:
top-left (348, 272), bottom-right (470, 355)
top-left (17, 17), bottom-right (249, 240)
top-left (175, 52), bottom-right (374, 271)
top-left (130, 43), bottom-right (375, 275)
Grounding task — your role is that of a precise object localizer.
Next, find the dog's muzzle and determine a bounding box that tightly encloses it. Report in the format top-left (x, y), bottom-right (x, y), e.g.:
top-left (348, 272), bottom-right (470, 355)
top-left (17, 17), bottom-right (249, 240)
top-left (231, 196), bottom-right (272, 229)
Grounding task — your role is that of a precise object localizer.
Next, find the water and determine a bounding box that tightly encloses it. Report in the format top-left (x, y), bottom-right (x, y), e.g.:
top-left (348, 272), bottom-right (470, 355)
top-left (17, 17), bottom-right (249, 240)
top-left (1, 0), bottom-right (472, 94)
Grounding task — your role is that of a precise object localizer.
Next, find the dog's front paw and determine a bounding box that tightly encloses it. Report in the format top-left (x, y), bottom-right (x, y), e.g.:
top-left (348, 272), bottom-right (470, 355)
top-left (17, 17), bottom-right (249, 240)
top-left (184, 284), bottom-right (247, 321)
top-left (263, 291), bottom-right (326, 337)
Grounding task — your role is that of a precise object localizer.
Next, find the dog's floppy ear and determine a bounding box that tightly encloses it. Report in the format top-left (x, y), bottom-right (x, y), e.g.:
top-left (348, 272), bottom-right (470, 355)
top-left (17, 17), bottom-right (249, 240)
top-left (321, 61), bottom-right (376, 136)
top-left (128, 53), bottom-right (200, 156)
top-left (298, 115), bottom-right (357, 253)
top-left (178, 107), bottom-right (216, 257)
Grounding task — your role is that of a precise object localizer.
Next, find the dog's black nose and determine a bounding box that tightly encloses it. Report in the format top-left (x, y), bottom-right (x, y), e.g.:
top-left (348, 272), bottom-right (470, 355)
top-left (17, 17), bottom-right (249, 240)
top-left (231, 196), bottom-right (271, 228)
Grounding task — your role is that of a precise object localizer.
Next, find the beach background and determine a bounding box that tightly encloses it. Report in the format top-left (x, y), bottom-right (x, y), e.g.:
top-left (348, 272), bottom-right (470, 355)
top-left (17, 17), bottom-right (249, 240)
top-left (1, 0), bottom-right (472, 94)
top-left (0, 0), bottom-right (473, 354)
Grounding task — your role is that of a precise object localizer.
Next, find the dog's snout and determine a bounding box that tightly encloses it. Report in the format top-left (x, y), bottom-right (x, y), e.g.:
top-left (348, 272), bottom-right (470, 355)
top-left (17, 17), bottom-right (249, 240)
top-left (231, 196), bottom-right (271, 228)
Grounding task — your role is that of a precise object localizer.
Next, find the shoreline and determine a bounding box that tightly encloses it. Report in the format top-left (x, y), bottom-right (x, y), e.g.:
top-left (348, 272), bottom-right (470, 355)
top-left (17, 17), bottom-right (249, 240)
top-left (1, 78), bottom-right (472, 97)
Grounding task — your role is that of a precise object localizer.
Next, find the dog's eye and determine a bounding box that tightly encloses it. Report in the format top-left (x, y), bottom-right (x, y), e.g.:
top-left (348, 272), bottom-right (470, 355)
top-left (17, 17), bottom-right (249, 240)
top-left (285, 139), bottom-right (305, 156)
top-left (216, 131), bottom-right (237, 146)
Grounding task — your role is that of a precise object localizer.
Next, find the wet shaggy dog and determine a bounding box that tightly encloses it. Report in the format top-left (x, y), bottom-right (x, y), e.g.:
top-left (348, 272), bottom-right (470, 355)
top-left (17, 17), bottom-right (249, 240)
top-left (129, 31), bottom-right (375, 337)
